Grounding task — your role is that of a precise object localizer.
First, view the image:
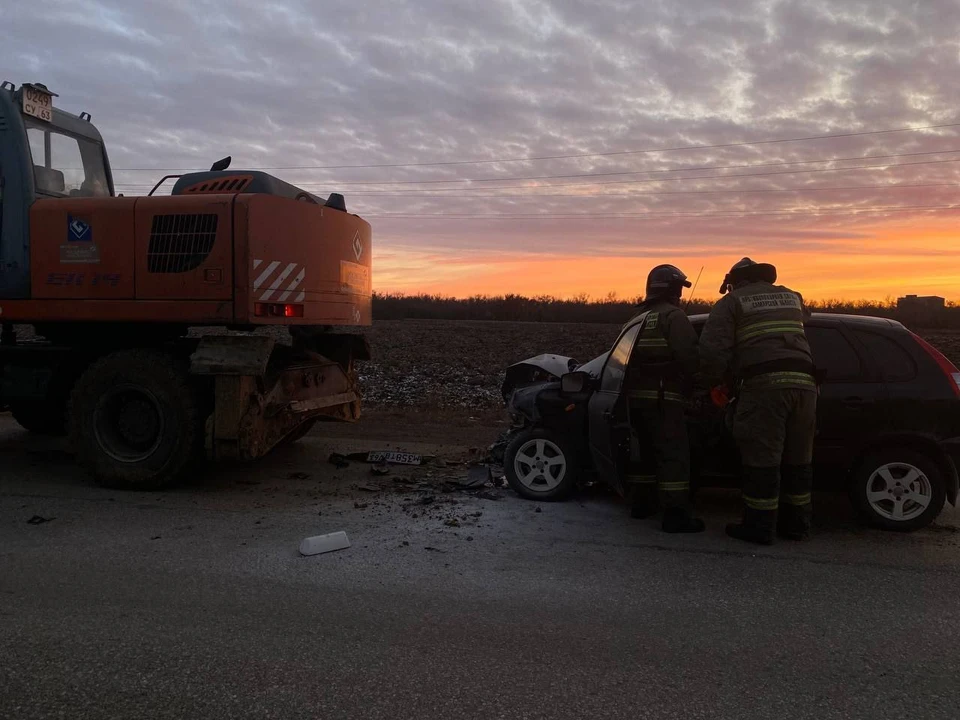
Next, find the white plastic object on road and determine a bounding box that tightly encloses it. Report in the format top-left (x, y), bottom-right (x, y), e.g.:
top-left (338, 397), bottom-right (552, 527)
top-left (299, 531), bottom-right (351, 557)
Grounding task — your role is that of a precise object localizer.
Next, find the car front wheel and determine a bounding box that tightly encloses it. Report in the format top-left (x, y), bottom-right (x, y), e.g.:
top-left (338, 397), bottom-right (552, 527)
top-left (851, 448), bottom-right (946, 532)
top-left (504, 427), bottom-right (578, 501)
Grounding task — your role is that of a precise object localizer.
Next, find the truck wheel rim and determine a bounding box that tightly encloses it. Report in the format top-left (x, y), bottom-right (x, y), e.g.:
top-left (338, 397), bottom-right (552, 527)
top-left (94, 384), bottom-right (165, 463)
top-left (514, 438), bottom-right (566, 491)
top-left (866, 462), bottom-right (932, 522)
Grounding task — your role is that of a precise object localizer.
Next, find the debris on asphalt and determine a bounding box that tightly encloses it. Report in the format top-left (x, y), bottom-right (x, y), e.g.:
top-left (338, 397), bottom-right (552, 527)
top-left (27, 515), bottom-right (53, 525)
top-left (328, 453), bottom-right (350, 469)
top-left (466, 466), bottom-right (492, 487)
top-left (299, 531), bottom-right (351, 557)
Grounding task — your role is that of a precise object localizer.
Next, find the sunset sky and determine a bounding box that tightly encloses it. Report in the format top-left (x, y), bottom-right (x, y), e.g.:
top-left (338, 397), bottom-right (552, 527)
top-left (4, 0), bottom-right (959, 302)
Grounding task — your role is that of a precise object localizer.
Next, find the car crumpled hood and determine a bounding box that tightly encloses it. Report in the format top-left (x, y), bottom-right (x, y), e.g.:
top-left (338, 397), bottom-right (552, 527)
top-left (501, 354), bottom-right (579, 400)
top-left (501, 351), bottom-right (609, 410)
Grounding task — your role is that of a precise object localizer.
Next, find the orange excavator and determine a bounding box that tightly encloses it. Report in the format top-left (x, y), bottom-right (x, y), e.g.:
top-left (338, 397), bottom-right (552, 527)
top-left (0, 80), bottom-right (372, 488)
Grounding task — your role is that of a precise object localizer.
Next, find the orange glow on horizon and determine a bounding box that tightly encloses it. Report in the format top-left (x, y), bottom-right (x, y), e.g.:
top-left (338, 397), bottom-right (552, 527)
top-left (372, 218), bottom-right (960, 303)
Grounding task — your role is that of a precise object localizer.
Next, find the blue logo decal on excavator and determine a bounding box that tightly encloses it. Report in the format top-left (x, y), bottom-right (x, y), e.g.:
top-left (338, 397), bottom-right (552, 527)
top-left (68, 216), bottom-right (92, 242)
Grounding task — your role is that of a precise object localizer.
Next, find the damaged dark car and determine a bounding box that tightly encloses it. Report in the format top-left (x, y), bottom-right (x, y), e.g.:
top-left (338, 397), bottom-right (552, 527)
top-left (499, 313), bottom-right (960, 532)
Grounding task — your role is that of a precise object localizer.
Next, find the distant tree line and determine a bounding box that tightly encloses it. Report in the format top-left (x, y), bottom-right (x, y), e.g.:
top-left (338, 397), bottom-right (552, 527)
top-left (371, 292), bottom-right (960, 329)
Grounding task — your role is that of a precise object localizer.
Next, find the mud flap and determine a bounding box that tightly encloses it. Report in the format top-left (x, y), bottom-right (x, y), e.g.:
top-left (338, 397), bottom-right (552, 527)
top-left (189, 335), bottom-right (361, 461)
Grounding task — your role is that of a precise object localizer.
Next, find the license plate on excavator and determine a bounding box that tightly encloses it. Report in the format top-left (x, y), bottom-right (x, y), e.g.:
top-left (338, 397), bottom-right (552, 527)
top-left (22, 85), bottom-right (54, 122)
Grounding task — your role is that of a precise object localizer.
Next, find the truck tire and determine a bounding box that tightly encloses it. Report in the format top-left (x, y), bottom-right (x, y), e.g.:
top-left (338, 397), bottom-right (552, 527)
top-left (11, 400), bottom-right (67, 436)
top-left (69, 349), bottom-right (203, 490)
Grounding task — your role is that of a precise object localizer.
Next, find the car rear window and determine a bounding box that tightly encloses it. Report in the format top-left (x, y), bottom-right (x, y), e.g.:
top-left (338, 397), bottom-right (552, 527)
top-left (852, 330), bottom-right (917, 382)
top-left (805, 326), bottom-right (862, 382)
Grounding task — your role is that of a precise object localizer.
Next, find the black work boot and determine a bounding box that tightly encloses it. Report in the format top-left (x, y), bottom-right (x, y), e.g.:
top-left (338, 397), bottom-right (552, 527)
top-left (726, 509), bottom-right (775, 545)
top-left (662, 507), bottom-right (706, 533)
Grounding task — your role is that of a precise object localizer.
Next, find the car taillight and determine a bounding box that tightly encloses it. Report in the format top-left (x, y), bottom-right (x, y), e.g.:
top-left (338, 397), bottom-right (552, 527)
top-left (911, 332), bottom-right (960, 397)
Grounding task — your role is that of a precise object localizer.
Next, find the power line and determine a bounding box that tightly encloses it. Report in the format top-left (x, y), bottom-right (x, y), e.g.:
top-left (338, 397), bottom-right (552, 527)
top-left (111, 181), bottom-right (960, 200)
top-left (105, 122), bottom-right (960, 171)
top-left (114, 157), bottom-right (960, 193)
top-left (304, 149), bottom-right (960, 186)
top-left (360, 204), bottom-right (960, 219)
top-left (110, 148), bottom-right (960, 186)
top-left (337, 181), bottom-right (960, 198)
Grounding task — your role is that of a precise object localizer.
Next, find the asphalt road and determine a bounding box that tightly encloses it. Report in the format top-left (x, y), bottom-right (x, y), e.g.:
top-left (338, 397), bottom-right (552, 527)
top-left (3, 415), bottom-right (960, 719)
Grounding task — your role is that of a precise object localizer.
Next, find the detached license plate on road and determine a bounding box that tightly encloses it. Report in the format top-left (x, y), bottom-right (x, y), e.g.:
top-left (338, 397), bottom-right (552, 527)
top-left (366, 451), bottom-right (422, 465)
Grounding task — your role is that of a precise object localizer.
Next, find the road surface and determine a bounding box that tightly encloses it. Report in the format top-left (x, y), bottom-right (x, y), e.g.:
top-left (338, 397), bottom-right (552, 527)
top-left (2, 412), bottom-right (960, 719)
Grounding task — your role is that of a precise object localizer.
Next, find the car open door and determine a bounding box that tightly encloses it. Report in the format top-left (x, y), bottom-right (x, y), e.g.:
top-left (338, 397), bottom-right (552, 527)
top-left (587, 322), bottom-right (643, 497)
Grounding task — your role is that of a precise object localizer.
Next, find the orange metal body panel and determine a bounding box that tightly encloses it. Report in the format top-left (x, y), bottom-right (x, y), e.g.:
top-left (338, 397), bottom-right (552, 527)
top-left (0, 299), bottom-right (232, 323)
top-left (235, 195), bottom-right (372, 327)
top-left (30, 197), bottom-right (137, 299)
top-left (4, 192), bottom-right (371, 328)
top-left (133, 195), bottom-right (234, 301)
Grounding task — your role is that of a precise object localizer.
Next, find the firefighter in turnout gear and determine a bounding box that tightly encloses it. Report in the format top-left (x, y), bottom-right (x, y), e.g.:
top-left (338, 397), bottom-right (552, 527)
top-left (624, 264), bottom-right (705, 533)
top-left (699, 258), bottom-right (818, 545)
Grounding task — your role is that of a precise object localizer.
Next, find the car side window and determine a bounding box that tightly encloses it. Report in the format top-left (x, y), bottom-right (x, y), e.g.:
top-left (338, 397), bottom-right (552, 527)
top-left (601, 324), bottom-right (642, 392)
top-left (852, 330), bottom-right (917, 382)
top-left (805, 326), bottom-right (862, 382)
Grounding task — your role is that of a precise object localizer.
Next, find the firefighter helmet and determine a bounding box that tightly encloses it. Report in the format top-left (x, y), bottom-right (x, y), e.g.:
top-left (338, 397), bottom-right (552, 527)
top-left (646, 264), bottom-right (692, 299)
top-left (719, 257), bottom-right (777, 294)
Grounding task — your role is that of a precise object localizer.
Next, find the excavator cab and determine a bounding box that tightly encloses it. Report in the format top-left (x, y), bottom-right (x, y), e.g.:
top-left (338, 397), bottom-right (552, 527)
top-left (0, 81), bottom-right (115, 299)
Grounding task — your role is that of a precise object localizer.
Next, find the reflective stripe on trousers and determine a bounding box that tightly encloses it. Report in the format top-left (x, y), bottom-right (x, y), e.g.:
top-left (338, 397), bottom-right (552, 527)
top-left (629, 390), bottom-right (685, 403)
top-left (743, 494), bottom-right (779, 511)
top-left (744, 371), bottom-right (817, 389)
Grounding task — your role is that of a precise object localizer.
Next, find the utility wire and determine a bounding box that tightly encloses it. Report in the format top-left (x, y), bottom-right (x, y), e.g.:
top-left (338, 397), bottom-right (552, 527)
top-left (293, 149), bottom-right (960, 186)
top-left (113, 157), bottom-right (960, 193)
top-left (109, 148), bottom-right (960, 186)
top-left (111, 180), bottom-right (960, 198)
top-left (358, 204), bottom-right (960, 219)
top-left (105, 122), bottom-right (960, 171)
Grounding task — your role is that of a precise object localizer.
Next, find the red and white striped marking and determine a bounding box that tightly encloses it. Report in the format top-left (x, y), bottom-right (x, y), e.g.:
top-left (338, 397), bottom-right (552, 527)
top-left (253, 259), bottom-right (305, 302)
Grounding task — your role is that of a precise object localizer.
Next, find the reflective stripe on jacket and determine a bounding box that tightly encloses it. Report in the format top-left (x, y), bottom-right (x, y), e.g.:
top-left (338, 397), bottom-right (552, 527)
top-left (624, 299), bottom-right (699, 402)
top-left (699, 281), bottom-right (815, 392)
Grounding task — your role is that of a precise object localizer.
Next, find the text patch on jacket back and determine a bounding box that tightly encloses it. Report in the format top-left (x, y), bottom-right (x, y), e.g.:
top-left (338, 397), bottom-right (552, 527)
top-left (740, 292), bottom-right (802, 314)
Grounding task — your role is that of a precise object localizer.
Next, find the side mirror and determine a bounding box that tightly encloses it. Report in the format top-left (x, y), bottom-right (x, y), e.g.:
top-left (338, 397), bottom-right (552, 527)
top-left (560, 371), bottom-right (589, 394)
